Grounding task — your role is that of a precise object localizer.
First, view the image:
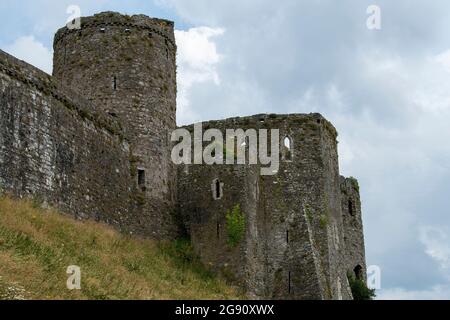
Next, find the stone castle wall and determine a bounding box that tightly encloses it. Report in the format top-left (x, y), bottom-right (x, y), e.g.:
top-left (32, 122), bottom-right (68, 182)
top-left (177, 113), bottom-right (360, 299)
top-left (0, 49), bottom-right (135, 230)
top-left (0, 12), bottom-right (180, 238)
top-left (341, 176), bottom-right (366, 283)
top-left (0, 11), bottom-right (366, 300)
top-left (52, 12), bottom-right (178, 239)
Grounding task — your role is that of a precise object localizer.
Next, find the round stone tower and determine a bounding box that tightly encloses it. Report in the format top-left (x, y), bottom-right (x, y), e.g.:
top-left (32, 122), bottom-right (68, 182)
top-left (53, 12), bottom-right (177, 238)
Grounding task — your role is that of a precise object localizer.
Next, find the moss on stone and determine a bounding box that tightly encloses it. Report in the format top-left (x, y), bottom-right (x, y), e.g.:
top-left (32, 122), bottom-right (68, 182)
top-left (348, 176), bottom-right (360, 193)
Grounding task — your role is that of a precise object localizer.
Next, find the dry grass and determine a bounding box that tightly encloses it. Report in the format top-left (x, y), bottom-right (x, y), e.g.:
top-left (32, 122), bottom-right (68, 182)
top-left (0, 195), bottom-right (241, 300)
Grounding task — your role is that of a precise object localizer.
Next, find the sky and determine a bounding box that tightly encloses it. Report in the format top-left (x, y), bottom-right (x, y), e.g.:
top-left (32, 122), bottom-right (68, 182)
top-left (1, 0), bottom-right (450, 300)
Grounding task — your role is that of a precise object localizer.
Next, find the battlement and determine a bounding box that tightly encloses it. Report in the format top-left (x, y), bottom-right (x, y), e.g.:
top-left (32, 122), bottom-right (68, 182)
top-left (54, 11), bottom-right (175, 47)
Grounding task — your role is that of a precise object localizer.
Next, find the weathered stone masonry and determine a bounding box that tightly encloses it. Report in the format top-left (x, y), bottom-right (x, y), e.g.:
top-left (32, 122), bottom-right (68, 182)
top-left (0, 11), bottom-right (366, 299)
top-left (177, 114), bottom-right (366, 299)
top-left (0, 12), bottom-right (179, 239)
top-left (0, 49), bottom-right (133, 231)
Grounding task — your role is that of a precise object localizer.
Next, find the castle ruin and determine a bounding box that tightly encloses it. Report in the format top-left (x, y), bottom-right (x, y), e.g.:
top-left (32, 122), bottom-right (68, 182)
top-left (0, 12), bottom-right (366, 300)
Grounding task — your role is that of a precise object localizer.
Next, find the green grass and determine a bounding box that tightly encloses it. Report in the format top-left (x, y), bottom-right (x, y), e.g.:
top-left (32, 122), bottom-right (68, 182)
top-left (0, 195), bottom-right (241, 300)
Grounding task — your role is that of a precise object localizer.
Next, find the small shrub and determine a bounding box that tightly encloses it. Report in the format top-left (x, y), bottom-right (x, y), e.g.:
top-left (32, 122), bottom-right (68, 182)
top-left (348, 177), bottom-right (360, 193)
top-left (319, 214), bottom-right (328, 229)
top-left (225, 204), bottom-right (246, 248)
top-left (347, 273), bottom-right (376, 300)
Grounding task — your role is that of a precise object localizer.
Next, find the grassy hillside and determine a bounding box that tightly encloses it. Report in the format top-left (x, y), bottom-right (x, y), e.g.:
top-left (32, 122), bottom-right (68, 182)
top-left (0, 195), bottom-right (241, 300)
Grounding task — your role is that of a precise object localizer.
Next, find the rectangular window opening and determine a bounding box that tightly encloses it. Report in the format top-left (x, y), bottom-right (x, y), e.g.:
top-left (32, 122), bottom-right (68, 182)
top-left (138, 169), bottom-right (146, 190)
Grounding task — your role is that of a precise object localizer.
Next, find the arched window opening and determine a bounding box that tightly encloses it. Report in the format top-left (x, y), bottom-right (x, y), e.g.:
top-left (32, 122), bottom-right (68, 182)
top-left (282, 136), bottom-right (293, 161)
top-left (354, 265), bottom-right (363, 280)
top-left (241, 137), bottom-right (247, 147)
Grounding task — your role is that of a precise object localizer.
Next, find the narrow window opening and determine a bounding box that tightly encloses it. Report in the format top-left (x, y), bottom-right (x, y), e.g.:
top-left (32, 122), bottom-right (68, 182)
top-left (113, 76), bottom-right (117, 91)
top-left (215, 179), bottom-right (221, 199)
top-left (286, 230), bottom-right (289, 243)
top-left (216, 222), bottom-right (220, 239)
top-left (212, 179), bottom-right (223, 200)
top-left (288, 271), bottom-right (291, 294)
top-left (283, 136), bottom-right (293, 161)
top-left (348, 199), bottom-right (354, 216)
top-left (138, 169), bottom-right (146, 191)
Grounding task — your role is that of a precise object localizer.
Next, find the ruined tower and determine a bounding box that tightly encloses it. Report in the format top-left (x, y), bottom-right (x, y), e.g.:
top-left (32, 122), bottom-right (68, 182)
top-left (52, 12), bottom-right (178, 238)
top-left (177, 113), bottom-right (365, 299)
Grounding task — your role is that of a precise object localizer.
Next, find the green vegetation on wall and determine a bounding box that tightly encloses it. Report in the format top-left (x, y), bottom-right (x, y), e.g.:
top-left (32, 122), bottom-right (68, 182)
top-left (225, 204), bottom-right (246, 248)
top-left (347, 272), bottom-right (376, 300)
top-left (319, 214), bottom-right (328, 229)
top-left (348, 177), bottom-right (360, 193)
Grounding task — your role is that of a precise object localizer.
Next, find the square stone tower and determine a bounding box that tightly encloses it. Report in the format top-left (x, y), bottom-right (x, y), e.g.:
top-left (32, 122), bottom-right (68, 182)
top-left (177, 113), bottom-right (366, 299)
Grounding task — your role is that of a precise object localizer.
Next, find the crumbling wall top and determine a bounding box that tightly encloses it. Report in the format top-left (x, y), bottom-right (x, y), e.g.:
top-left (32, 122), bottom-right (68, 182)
top-left (180, 113), bottom-right (338, 139)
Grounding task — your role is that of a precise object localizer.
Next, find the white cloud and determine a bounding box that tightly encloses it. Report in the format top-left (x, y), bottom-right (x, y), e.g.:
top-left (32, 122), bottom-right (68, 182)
top-left (434, 49), bottom-right (450, 73)
top-left (4, 35), bottom-right (53, 74)
top-left (420, 226), bottom-right (450, 272)
top-left (175, 27), bottom-right (225, 124)
top-left (377, 285), bottom-right (450, 300)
